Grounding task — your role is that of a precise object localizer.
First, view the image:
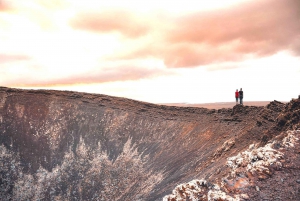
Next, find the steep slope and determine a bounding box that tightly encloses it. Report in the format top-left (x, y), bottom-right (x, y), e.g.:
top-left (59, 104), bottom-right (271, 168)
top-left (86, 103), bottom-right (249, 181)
top-left (0, 87), bottom-right (295, 200)
top-left (164, 130), bottom-right (300, 200)
top-left (164, 98), bottom-right (300, 201)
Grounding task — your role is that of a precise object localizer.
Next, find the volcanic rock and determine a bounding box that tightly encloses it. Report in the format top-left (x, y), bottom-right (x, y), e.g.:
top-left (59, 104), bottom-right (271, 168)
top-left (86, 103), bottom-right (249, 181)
top-left (0, 87), bottom-right (299, 200)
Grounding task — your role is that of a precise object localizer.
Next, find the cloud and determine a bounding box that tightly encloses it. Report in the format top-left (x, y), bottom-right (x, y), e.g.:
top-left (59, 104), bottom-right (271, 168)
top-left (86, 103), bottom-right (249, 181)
top-left (91, 0), bottom-right (300, 68)
top-left (50, 65), bottom-right (167, 85)
top-left (0, 1), bottom-right (61, 30)
top-left (205, 63), bottom-right (241, 72)
top-left (2, 63), bottom-right (171, 87)
top-left (0, 0), bottom-right (67, 12)
top-left (0, 1), bottom-right (11, 12)
top-left (70, 9), bottom-right (151, 38)
top-left (166, 0), bottom-right (300, 49)
top-left (31, 0), bottom-right (69, 11)
top-left (0, 54), bottom-right (31, 64)
top-left (290, 37), bottom-right (300, 56)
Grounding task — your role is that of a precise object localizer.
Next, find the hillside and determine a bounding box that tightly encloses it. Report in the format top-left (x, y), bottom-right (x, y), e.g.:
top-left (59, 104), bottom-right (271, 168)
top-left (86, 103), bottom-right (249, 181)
top-left (0, 87), bottom-right (299, 200)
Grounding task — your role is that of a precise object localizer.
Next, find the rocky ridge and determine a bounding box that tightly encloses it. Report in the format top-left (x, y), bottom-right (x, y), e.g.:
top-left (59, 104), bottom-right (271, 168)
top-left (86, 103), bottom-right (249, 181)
top-left (0, 87), bottom-right (299, 200)
top-left (164, 130), bottom-right (300, 200)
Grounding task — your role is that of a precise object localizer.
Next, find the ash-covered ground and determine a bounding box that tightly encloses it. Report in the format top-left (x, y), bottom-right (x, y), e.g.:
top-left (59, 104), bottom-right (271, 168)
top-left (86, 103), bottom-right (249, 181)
top-left (0, 87), bottom-right (299, 200)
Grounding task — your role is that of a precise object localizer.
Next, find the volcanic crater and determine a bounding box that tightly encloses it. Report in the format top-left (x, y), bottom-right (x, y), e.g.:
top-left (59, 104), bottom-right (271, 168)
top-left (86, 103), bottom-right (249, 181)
top-left (0, 87), bottom-right (299, 200)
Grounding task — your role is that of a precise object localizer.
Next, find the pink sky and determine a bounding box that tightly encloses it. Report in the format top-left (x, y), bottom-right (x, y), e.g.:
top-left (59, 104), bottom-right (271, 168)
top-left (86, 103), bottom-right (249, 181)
top-left (0, 0), bottom-right (299, 103)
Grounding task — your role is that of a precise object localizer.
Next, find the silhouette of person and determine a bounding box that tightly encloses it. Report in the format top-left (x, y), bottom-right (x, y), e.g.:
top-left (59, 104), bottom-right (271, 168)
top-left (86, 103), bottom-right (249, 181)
top-left (235, 89), bottom-right (239, 105)
top-left (239, 88), bottom-right (243, 105)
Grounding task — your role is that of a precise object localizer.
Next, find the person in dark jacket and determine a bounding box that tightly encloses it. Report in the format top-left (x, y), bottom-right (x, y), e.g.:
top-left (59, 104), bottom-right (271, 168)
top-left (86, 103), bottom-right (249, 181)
top-left (235, 89), bottom-right (239, 104)
top-left (239, 88), bottom-right (243, 105)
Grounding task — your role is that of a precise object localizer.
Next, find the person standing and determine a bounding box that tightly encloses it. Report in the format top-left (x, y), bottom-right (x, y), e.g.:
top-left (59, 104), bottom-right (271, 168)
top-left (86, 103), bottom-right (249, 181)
top-left (239, 88), bottom-right (243, 105)
top-left (235, 89), bottom-right (239, 104)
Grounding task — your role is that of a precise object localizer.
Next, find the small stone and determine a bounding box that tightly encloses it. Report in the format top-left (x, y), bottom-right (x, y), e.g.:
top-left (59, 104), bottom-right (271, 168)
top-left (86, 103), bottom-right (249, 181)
top-left (240, 194), bottom-right (249, 199)
top-left (296, 180), bottom-right (300, 184)
top-left (281, 178), bottom-right (284, 182)
top-left (256, 186), bottom-right (260, 191)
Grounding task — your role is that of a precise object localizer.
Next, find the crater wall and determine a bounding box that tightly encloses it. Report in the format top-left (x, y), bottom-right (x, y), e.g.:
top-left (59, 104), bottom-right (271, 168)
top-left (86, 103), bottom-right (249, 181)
top-left (0, 87), bottom-right (290, 200)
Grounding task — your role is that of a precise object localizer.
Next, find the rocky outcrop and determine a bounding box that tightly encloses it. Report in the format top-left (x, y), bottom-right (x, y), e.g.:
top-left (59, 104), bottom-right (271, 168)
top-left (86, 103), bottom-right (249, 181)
top-left (164, 130), bottom-right (300, 200)
top-left (276, 98), bottom-right (300, 131)
top-left (0, 87), bottom-right (298, 200)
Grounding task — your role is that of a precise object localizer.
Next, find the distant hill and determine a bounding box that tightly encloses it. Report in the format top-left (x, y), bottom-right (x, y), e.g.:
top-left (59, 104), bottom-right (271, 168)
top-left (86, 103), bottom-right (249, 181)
top-left (162, 101), bottom-right (285, 109)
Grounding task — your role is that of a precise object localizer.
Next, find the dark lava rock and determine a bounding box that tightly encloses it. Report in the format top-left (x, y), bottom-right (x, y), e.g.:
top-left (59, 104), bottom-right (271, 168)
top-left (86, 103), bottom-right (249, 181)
top-left (266, 100), bottom-right (285, 112)
top-left (231, 104), bottom-right (246, 115)
top-left (276, 98), bottom-right (300, 131)
top-left (0, 87), bottom-right (299, 200)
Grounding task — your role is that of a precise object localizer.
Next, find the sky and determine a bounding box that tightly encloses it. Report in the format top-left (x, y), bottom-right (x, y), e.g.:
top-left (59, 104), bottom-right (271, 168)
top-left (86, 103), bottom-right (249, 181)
top-left (0, 0), bottom-right (299, 104)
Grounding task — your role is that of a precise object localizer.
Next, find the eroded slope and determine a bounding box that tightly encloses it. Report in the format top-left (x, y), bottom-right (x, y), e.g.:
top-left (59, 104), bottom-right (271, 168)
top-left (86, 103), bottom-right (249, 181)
top-left (0, 87), bottom-right (295, 200)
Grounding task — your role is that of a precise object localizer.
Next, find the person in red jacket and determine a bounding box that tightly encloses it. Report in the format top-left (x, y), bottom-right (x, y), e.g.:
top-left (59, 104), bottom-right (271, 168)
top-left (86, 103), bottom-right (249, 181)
top-left (235, 89), bottom-right (239, 104)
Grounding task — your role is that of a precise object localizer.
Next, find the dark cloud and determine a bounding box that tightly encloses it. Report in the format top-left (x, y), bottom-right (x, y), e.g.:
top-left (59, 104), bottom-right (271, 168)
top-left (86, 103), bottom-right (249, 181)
top-left (70, 10), bottom-right (150, 38)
